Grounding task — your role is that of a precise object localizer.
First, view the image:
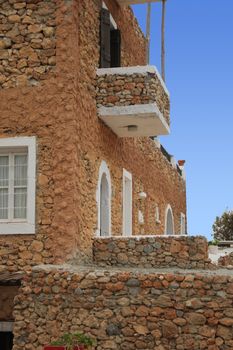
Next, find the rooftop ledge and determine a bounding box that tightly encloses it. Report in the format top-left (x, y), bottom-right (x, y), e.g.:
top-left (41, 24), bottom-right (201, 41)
top-left (116, 0), bottom-right (162, 6)
top-left (96, 65), bottom-right (170, 138)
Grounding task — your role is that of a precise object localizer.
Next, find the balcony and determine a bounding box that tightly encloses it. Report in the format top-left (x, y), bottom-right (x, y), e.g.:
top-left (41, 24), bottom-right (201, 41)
top-left (96, 66), bottom-right (170, 138)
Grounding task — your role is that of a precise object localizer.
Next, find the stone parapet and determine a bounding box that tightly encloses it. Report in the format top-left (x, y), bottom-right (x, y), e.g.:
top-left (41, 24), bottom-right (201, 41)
top-left (96, 66), bottom-right (170, 127)
top-left (218, 251), bottom-right (233, 267)
top-left (13, 265), bottom-right (233, 350)
top-left (93, 235), bottom-right (214, 269)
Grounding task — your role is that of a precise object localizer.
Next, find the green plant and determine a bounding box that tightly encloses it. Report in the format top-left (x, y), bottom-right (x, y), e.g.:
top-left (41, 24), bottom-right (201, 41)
top-left (213, 210), bottom-right (233, 241)
top-left (51, 332), bottom-right (95, 349)
top-left (208, 239), bottom-right (219, 246)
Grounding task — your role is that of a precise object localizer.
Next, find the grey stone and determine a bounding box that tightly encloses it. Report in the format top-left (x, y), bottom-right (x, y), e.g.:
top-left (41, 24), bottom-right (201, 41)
top-left (126, 278), bottom-right (140, 287)
top-left (106, 324), bottom-right (121, 336)
top-left (143, 244), bottom-right (153, 254)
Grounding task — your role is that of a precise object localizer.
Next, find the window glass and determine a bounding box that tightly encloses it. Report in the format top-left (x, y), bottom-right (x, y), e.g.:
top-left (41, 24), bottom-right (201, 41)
top-left (0, 156), bottom-right (9, 219)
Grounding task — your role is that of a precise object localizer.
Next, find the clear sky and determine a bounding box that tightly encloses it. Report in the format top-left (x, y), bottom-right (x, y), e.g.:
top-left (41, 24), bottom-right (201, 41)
top-left (132, 0), bottom-right (233, 240)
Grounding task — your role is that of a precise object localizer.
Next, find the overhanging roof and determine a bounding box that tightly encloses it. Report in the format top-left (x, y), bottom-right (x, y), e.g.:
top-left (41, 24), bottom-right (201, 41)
top-left (117, 0), bottom-right (162, 5)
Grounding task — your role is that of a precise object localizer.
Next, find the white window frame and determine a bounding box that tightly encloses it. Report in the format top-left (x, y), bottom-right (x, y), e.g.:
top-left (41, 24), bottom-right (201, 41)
top-left (122, 169), bottom-right (132, 236)
top-left (96, 160), bottom-right (112, 236)
top-left (180, 213), bottom-right (186, 235)
top-left (0, 137), bottom-right (36, 235)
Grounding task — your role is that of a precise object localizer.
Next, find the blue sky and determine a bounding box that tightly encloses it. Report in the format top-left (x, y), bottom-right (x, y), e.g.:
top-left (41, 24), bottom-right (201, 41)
top-left (132, 0), bottom-right (233, 239)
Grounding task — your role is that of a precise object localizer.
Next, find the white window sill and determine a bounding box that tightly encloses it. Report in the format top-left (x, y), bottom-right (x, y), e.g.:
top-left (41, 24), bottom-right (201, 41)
top-left (0, 222), bottom-right (35, 235)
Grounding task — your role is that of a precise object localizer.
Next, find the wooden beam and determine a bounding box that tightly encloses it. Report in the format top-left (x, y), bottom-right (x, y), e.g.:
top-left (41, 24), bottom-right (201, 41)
top-left (117, 0), bottom-right (161, 6)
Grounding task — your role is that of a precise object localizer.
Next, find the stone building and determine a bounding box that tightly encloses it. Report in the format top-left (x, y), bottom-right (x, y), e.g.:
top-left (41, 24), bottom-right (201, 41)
top-left (0, 0), bottom-right (195, 349)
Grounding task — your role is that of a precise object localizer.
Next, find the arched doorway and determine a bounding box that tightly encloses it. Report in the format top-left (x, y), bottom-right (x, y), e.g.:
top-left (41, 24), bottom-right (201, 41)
top-left (96, 161), bottom-right (111, 236)
top-left (100, 173), bottom-right (110, 236)
top-left (165, 205), bottom-right (174, 235)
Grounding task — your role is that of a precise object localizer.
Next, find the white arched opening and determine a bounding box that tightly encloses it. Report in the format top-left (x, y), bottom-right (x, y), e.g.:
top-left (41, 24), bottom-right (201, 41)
top-left (165, 205), bottom-right (175, 235)
top-left (96, 161), bottom-right (111, 236)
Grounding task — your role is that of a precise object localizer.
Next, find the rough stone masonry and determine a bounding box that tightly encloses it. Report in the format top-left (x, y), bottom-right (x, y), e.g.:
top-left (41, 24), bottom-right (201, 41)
top-left (13, 265), bottom-right (233, 350)
top-left (0, 0), bottom-right (56, 89)
top-left (93, 236), bottom-right (214, 270)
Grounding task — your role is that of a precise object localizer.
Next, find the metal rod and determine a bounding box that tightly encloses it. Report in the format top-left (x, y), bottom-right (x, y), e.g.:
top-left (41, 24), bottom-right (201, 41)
top-left (146, 2), bottom-right (151, 64)
top-left (161, 0), bottom-right (166, 81)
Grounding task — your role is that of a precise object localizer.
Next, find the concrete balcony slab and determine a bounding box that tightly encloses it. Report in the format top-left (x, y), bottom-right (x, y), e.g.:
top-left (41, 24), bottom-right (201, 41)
top-left (96, 65), bottom-right (170, 137)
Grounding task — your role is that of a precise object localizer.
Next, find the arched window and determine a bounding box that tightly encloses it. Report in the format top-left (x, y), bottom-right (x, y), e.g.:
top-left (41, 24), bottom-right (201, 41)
top-left (165, 205), bottom-right (174, 235)
top-left (96, 161), bottom-right (111, 236)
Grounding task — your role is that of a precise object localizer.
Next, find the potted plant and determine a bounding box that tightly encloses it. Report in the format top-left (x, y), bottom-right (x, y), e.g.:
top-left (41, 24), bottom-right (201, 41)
top-left (44, 332), bottom-right (95, 350)
top-left (208, 239), bottom-right (219, 254)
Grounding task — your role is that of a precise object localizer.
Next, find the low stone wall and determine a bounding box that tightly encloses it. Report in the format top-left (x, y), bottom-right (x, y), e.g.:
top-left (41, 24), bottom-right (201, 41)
top-left (13, 265), bottom-right (233, 350)
top-left (218, 252), bottom-right (233, 267)
top-left (0, 235), bottom-right (52, 273)
top-left (93, 236), bottom-right (214, 269)
top-left (0, 0), bottom-right (56, 89)
top-left (96, 66), bottom-right (170, 126)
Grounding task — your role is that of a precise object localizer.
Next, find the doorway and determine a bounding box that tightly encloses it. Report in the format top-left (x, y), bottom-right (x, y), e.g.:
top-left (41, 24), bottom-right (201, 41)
top-left (0, 332), bottom-right (13, 350)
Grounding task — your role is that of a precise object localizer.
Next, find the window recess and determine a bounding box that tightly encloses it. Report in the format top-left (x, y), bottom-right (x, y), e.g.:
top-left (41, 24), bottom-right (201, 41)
top-left (100, 8), bottom-right (121, 68)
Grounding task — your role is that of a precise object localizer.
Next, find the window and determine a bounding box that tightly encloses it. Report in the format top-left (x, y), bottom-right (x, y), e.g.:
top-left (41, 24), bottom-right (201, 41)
top-left (180, 213), bottom-right (186, 235)
top-left (122, 169), bottom-right (132, 236)
top-left (165, 204), bottom-right (174, 235)
top-left (96, 161), bottom-right (112, 236)
top-left (155, 204), bottom-right (160, 224)
top-left (100, 5), bottom-right (121, 68)
top-left (0, 137), bottom-right (36, 234)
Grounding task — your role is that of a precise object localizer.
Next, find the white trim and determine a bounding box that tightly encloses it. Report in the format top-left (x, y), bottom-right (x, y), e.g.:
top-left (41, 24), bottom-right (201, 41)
top-left (97, 65), bottom-right (170, 97)
top-left (153, 137), bottom-right (160, 148)
top-left (164, 204), bottom-right (175, 235)
top-left (102, 1), bottom-right (117, 29)
top-left (170, 156), bottom-right (177, 169)
top-left (96, 161), bottom-right (112, 236)
top-left (180, 213), bottom-right (186, 235)
top-left (122, 169), bottom-right (132, 236)
top-left (0, 137), bottom-right (36, 235)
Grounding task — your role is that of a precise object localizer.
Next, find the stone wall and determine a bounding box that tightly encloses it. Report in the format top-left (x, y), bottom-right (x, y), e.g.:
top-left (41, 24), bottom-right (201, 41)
top-left (0, 0), bottom-right (186, 269)
top-left (96, 66), bottom-right (170, 126)
top-left (0, 235), bottom-right (52, 272)
top-left (13, 265), bottom-right (233, 350)
top-left (93, 236), bottom-right (214, 269)
top-left (69, 0), bottom-right (186, 258)
top-left (0, 0), bottom-right (79, 268)
top-left (0, 0), bottom-right (56, 89)
top-left (218, 252), bottom-right (233, 267)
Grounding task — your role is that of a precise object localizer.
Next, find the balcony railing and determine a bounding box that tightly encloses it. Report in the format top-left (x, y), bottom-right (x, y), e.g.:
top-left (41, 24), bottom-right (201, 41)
top-left (96, 66), bottom-right (170, 137)
top-left (160, 144), bottom-right (171, 162)
top-left (160, 144), bottom-right (184, 178)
